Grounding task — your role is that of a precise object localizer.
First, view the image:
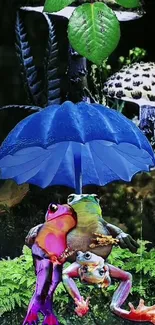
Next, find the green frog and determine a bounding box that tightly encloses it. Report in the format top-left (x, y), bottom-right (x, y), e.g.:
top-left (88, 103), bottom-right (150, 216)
top-left (26, 194), bottom-right (139, 260)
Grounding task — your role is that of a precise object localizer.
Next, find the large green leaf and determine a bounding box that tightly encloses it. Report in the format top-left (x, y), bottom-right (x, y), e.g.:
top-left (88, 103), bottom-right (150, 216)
top-left (68, 3), bottom-right (120, 65)
top-left (44, 0), bottom-right (74, 13)
top-left (115, 0), bottom-right (140, 8)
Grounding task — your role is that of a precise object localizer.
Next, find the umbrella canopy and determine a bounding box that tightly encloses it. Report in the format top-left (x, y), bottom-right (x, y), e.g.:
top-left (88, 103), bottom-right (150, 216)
top-left (0, 101), bottom-right (154, 193)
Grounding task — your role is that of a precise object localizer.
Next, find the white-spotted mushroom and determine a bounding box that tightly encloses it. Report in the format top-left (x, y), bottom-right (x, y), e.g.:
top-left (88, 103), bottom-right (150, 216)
top-left (103, 62), bottom-right (155, 120)
top-left (103, 62), bottom-right (155, 152)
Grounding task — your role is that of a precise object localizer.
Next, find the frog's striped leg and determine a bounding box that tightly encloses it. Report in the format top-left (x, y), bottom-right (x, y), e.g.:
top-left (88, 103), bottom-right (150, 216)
top-left (63, 262), bottom-right (81, 301)
top-left (62, 262), bottom-right (89, 317)
top-left (109, 264), bottom-right (155, 324)
top-left (108, 263), bottom-right (132, 317)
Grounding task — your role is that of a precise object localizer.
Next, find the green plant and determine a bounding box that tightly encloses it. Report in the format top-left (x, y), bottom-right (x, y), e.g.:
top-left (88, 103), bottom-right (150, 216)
top-left (90, 59), bottom-right (112, 103)
top-left (1, 241), bottom-right (155, 324)
top-left (108, 240), bottom-right (155, 300)
top-left (0, 246), bottom-right (35, 316)
top-left (118, 47), bottom-right (146, 67)
top-left (44, 0), bottom-right (141, 65)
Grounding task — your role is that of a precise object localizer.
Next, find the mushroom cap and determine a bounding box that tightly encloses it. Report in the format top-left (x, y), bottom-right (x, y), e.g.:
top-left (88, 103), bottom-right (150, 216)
top-left (21, 6), bottom-right (144, 22)
top-left (103, 62), bottom-right (155, 106)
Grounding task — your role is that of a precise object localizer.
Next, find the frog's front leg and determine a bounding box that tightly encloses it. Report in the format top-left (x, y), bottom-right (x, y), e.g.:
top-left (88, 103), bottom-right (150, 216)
top-left (109, 264), bottom-right (155, 324)
top-left (62, 262), bottom-right (90, 317)
top-left (103, 220), bottom-right (139, 253)
top-left (25, 224), bottom-right (43, 248)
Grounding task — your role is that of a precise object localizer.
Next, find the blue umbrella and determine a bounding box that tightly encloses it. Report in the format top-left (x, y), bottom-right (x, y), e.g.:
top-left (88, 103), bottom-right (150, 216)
top-left (0, 101), bottom-right (154, 193)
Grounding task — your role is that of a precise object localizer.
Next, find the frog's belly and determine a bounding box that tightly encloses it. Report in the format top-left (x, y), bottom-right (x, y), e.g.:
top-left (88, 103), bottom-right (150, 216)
top-left (67, 233), bottom-right (92, 251)
top-left (67, 227), bottom-right (112, 260)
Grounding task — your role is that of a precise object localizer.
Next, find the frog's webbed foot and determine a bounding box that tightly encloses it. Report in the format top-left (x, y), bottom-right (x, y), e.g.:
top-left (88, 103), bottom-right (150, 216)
top-left (116, 232), bottom-right (139, 253)
top-left (121, 299), bottom-right (155, 324)
top-left (23, 312), bottom-right (39, 325)
top-left (90, 233), bottom-right (119, 248)
top-left (74, 297), bottom-right (90, 317)
top-left (42, 314), bottom-right (59, 325)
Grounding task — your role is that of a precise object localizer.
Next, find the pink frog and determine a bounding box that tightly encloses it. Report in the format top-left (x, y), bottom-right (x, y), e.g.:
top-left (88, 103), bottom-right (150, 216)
top-left (23, 203), bottom-right (77, 325)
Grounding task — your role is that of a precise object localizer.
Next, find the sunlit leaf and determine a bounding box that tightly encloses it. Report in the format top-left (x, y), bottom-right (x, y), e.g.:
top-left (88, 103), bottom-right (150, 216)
top-left (44, 0), bottom-right (75, 13)
top-left (68, 3), bottom-right (120, 65)
top-left (115, 0), bottom-right (140, 8)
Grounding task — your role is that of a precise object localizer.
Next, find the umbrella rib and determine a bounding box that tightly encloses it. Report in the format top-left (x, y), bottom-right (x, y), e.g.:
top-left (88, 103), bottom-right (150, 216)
top-left (89, 142), bottom-right (143, 180)
top-left (89, 143), bottom-right (119, 175)
top-left (13, 144), bottom-right (70, 185)
top-left (33, 145), bottom-right (71, 188)
top-left (0, 148), bottom-right (51, 168)
top-left (114, 145), bottom-right (152, 165)
top-left (3, 150), bottom-right (52, 179)
top-left (84, 144), bottom-right (101, 185)
top-left (93, 139), bottom-right (152, 165)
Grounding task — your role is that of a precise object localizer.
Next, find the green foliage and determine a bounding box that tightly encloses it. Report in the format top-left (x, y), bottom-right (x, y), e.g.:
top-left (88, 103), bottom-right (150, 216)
top-left (1, 241), bottom-right (155, 324)
top-left (90, 59), bottom-right (112, 103)
top-left (108, 240), bottom-right (155, 299)
top-left (68, 3), bottom-right (120, 65)
top-left (115, 0), bottom-right (140, 8)
top-left (118, 47), bottom-right (146, 67)
top-left (0, 246), bottom-right (35, 316)
top-left (44, 0), bottom-right (75, 13)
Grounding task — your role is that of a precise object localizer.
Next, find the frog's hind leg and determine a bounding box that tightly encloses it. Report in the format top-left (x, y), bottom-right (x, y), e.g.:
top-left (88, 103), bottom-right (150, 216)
top-left (23, 259), bottom-right (52, 325)
top-left (108, 263), bottom-right (132, 317)
top-left (62, 262), bottom-right (81, 301)
top-left (62, 262), bottom-right (89, 317)
top-left (42, 264), bottom-right (63, 325)
top-left (109, 264), bottom-right (155, 324)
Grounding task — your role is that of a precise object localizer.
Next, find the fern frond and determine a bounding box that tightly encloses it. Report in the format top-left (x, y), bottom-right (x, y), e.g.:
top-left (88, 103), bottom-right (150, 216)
top-left (15, 11), bottom-right (43, 106)
top-left (0, 105), bottom-right (42, 112)
top-left (43, 14), bottom-right (61, 106)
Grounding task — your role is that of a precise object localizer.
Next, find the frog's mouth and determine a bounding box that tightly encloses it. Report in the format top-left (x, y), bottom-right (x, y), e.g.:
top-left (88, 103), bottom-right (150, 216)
top-left (65, 204), bottom-right (77, 220)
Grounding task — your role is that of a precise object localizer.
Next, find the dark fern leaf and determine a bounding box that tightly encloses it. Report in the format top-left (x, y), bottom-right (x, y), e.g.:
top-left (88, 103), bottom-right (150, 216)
top-left (15, 11), bottom-right (43, 106)
top-left (0, 105), bottom-right (42, 112)
top-left (43, 14), bottom-right (61, 106)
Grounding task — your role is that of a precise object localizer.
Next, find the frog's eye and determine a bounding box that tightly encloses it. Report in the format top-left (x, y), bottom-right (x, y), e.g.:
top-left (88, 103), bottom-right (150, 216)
top-left (98, 269), bottom-right (104, 276)
top-left (84, 252), bottom-right (91, 260)
top-left (67, 194), bottom-right (75, 203)
top-left (49, 204), bottom-right (58, 213)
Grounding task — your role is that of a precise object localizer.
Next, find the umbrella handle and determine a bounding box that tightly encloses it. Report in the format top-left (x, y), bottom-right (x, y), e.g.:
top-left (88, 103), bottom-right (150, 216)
top-left (73, 143), bottom-right (82, 194)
